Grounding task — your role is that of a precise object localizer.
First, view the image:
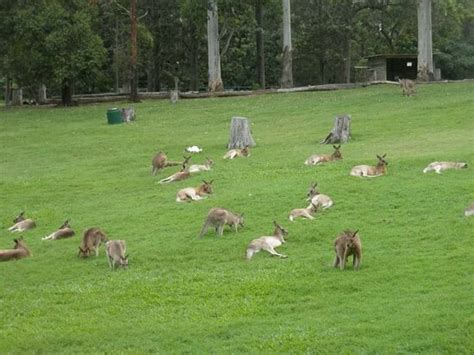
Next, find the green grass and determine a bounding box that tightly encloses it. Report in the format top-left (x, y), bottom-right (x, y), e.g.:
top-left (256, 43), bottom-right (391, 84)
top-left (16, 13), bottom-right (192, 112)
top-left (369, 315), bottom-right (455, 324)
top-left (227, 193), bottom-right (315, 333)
top-left (0, 83), bottom-right (473, 353)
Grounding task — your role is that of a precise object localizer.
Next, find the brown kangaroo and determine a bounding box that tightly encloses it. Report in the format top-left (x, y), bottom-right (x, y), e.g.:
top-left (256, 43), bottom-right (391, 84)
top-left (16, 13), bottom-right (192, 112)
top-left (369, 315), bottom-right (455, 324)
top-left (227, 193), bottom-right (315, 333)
top-left (350, 154), bottom-right (388, 177)
top-left (78, 228), bottom-right (108, 257)
top-left (42, 220), bottom-right (75, 241)
top-left (176, 180), bottom-right (214, 202)
top-left (199, 207), bottom-right (244, 238)
top-left (333, 229), bottom-right (361, 270)
top-left (8, 212), bottom-right (36, 232)
top-left (0, 237), bottom-right (31, 262)
top-left (304, 145), bottom-right (342, 165)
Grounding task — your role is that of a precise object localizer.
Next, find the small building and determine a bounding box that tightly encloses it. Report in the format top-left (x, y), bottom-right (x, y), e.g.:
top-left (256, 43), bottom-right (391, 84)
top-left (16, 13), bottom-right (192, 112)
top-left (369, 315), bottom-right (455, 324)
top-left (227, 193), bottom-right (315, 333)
top-left (356, 54), bottom-right (418, 82)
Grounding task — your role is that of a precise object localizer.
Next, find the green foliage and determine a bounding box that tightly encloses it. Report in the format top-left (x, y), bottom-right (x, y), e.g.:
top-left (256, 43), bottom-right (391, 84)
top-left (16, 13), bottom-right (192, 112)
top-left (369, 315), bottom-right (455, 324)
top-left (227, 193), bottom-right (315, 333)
top-left (0, 83), bottom-right (473, 352)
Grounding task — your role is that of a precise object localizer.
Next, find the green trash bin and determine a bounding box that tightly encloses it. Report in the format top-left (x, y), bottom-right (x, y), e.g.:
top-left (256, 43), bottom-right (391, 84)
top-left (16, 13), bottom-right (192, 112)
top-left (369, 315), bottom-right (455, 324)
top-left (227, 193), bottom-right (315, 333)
top-left (107, 108), bottom-right (123, 125)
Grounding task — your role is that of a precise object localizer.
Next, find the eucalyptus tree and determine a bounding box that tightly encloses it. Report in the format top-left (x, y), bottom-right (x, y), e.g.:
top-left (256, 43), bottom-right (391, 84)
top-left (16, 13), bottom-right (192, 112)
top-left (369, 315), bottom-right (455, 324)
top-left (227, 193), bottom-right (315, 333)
top-left (207, 0), bottom-right (224, 91)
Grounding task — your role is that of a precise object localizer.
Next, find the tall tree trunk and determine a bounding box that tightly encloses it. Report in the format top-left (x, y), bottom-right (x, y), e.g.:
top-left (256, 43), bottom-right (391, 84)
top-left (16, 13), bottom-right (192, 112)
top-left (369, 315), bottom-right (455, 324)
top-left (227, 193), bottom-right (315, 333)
top-left (37, 84), bottom-right (47, 104)
top-left (417, 0), bottom-right (434, 81)
top-left (207, 0), bottom-right (224, 92)
top-left (344, 37), bottom-right (351, 84)
top-left (280, 0), bottom-right (293, 88)
top-left (255, 0), bottom-right (265, 89)
top-left (61, 80), bottom-right (72, 106)
top-left (130, 0), bottom-right (140, 102)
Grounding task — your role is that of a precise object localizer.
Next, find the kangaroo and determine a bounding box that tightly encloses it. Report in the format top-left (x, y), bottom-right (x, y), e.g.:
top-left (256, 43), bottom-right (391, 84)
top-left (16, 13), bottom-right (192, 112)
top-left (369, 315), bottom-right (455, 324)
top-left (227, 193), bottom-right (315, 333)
top-left (464, 203), bottom-right (474, 217)
top-left (105, 240), bottom-right (128, 269)
top-left (350, 154), bottom-right (388, 177)
top-left (289, 202), bottom-right (319, 222)
top-left (8, 212), bottom-right (36, 232)
top-left (151, 152), bottom-right (188, 176)
top-left (78, 228), bottom-right (108, 257)
top-left (176, 180), bottom-right (214, 202)
top-left (246, 221), bottom-right (288, 260)
top-left (42, 220), bottom-right (75, 241)
top-left (333, 229), bottom-right (361, 270)
top-left (188, 158), bottom-right (214, 173)
top-left (423, 161), bottom-right (468, 174)
top-left (0, 237), bottom-right (31, 262)
top-left (399, 78), bottom-right (416, 96)
top-left (159, 158), bottom-right (192, 184)
top-left (199, 207), bottom-right (244, 238)
top-left (223, 146), bottom-right (250, 160)
top-left (307, 182), bottom-right (333, 209)
top-left (304, 145), bottom-right (342, 166)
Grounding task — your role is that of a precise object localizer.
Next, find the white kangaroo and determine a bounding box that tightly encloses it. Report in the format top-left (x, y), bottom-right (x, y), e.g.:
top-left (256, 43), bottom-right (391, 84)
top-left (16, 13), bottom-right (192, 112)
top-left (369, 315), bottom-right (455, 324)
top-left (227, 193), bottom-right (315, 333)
top-left (176, 180), bottom-right (214, 202)
top-left (350, 154), bottom-right (388, 177)
top-left (42, 220), bottom-right (75, 241)
top-left (304, 145), bottom-right (342, 166)
top-left (188, 158), bottom-right (214, 173)
top-left (307, 182), bottom-right (333, 209)
top-left (246, 221), bottom-right (288, 260)
top-left (223, 146), bottom-right (250, 159)
top-left (105, 240), bottom-right (128, 269)
top-left (423, 161), bottom-right (468, 174)
top-left (464, 203), bottom-right (474, 217)
top-left (289, 202), bottom-right (319, 222)
top-left (8, 212), bottom-right (36, 232)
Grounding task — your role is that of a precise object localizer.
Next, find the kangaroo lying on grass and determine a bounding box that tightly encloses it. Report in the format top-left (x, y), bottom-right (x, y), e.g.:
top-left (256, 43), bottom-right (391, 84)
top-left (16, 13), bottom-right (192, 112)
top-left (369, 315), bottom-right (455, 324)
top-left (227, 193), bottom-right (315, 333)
top-left (399, 78), bottom-right (416, 96)
top-left (289, 202), bottom-right (319, 222)
top-left (159, 157), bottom-right (192, 184)
top-left (8, 212), bottom-right (36, 232)
top-left (176, 180), bottom-right (214, 202)
top-left (423, 161), bottom-right (468, 174)
top-left (152, 152), bottom-right (188, 176)
top-left (333, 229), bottom-right (361, 270)
top-left (199, 207), bottom-right (244, 238)
top-left (304, 145), bottom-right (342, 166)
top-left (465, 203), bottom-right (474, 217)
top-left (223, 146), bottom-right (250, 159)
top-left (78, 228), bottom-right (108, 257)
top-left (188, 158), bottom-right (214, 173)
top-left (307, 182), bottom-right (333, 209)
top-left (105, 240), bottom-right (128, 269)
top-left (350, 154), bottom-right (388, 177)
top-left (42, 220), bottom-right (75, 241)
top-left (246, 221), bottom-right (288, 260)
top-left (0, 237), bottom-right (31, 262)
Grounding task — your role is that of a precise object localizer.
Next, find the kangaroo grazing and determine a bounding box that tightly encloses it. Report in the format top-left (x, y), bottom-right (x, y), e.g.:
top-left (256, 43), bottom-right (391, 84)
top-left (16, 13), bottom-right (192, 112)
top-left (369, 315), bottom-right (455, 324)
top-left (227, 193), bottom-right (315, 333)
top-left (78, 228), bottom-right (108, 257)
top-left (307, 182), bottom-right (333, 209)
top-left (289, 202), bottom-right (319, 222)
top-left (223, 146), bottom-right (250, 159)
top-left (8, 212), bottom-right (36, 232)
top-left (465, 203), bottom-right (474, 217)
top-left (0, 237), bottom-right (31, 262)
top-left (159, 158), bottom-right (192, 184)
top-left (199, 207), bottom-right (244, 238)
top-left (188, 158), bottom-right (214, 173)
top-left (350, 154), bottom-right (388, 177)
top-left (151, 152), bottom-right (188, 176)
top-left (105, 240), bottom-right (128, 269)
top-left (176, 180), bottom-right (214, 202)
top-left (333, 229), bottom-right (361, 270)
top-left (399, 78), bottom-right (416, 96)
top-left (42, 220), bottom-right (75, 241)
top-left (423, 161), bottom-right (468, 174)
top-left (246, 221), bottom-right (288, 260)
top-left (304, 145), bottom-right (342, 166)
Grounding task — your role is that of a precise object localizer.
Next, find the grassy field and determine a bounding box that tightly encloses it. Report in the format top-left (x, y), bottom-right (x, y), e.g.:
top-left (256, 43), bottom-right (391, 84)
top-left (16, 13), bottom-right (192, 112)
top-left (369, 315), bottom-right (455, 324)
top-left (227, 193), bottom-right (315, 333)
top-left (0, 83), bottom-right (473, 353)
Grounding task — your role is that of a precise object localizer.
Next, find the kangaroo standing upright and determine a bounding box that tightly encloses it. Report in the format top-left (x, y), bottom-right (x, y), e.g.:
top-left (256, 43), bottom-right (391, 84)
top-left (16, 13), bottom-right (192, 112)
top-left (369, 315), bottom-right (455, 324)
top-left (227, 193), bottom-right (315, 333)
top-left (333, 230), bottom-right (362, 270)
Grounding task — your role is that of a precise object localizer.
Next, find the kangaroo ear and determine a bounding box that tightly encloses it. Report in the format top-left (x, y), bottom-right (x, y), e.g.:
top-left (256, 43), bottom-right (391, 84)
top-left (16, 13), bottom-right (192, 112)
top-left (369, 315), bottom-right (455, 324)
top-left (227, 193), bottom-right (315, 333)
top-left (209, 180), bottom-right (214, 184)
top-left (377, 155), bottom-right (382, 160)
top-left (352, 230), bottom-right (359, 237)
top-left (382, 154), bottom-right (387, 158)
top-left (202, 180), bottom-right (208, 184)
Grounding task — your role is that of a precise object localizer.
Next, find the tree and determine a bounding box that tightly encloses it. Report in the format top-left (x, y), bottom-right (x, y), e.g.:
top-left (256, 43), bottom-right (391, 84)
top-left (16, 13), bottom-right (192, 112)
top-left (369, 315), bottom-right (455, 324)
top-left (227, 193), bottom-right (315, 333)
top-left (280, 0), bottom-right (293, 88)
top-left (207, 0), bottom-right (224, 91)
top-left (417, 0), bottom-right (434, 80)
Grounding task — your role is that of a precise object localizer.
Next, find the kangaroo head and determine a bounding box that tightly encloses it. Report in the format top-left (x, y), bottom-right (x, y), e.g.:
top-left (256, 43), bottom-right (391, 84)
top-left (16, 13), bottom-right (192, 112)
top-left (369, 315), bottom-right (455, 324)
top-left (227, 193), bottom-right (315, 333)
top-left (273, 220), bottom-right (289, 239)
top-left (120, 255), bottom-right (129, 267)
top-left (206, 158), bottom-right (214, 167)
top-left (307, 182), bottom-right (319, 199)
top-left (14, 212), bottom-right (25, 223)
top-left (376, 154), bottom-right (388, 166)
top-left (459, 162), bottom-right (468, 169)
top-left (183, 156), bottom-right (191, 165)
top-left (59, 219), bottom-right (71, 229)
top-left (78, 246), bottom-right (89, 257)
top-left (241, 146), bottom-right (250, 156)
top-left (237, 213), bottom-right (245, 227)
top-left (201, 180), bottom-right (214, 194)
top-left (13, 236), bottom-right (25, 248)
top-left (332, 145), bottom-right (342, 160)
top-left (345, 230), bottom-right (359, 248)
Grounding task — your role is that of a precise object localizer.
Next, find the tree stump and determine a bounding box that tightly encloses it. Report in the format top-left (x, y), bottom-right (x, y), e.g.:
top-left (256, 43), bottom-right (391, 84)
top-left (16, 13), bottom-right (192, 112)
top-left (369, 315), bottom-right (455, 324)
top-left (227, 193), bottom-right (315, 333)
top-left (227, 117), bottom-right (256, 149)
top-left (321, 115), bottom-right (351, 144)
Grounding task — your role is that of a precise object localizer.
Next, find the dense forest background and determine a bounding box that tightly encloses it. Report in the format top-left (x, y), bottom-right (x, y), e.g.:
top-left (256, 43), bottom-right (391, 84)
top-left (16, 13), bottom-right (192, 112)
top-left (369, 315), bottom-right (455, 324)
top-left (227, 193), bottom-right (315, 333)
top-left (0, 0), bottom-right (473, 100)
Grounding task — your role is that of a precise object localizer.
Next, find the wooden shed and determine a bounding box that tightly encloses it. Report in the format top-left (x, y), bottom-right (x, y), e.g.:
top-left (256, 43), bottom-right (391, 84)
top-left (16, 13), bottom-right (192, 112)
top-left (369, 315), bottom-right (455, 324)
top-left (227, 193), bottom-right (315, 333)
top-left (363, 54), bottom-right (418, 81)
